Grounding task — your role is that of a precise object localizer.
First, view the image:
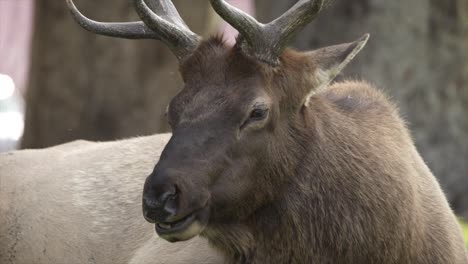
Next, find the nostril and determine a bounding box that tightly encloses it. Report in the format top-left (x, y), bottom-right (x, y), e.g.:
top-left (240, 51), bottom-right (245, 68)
top-left (143, 195), bottom-right (160, 210)
top-left (142, 184), bottom-right (180, 222)
top-left (159, 185), bottom-right (177, 204)
top-left (143, 185), bottom-right (178, 208)
top-left (163, 194), bottom-right (178, 216)
top-left (159, 185), bottom-right (179, 214)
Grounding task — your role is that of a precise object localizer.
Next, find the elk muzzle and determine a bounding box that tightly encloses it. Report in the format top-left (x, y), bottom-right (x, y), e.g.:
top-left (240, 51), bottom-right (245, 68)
top-left (142, 165), bottom-right (211, 242)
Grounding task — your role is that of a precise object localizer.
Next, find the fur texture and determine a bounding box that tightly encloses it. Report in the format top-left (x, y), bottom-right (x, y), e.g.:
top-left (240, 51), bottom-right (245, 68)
top-left (2, 37), bottom-right (467, 264)
top-left (144, 37), bottom-right (468, 264)
top-left (0, 135), bottom-right (224, 263)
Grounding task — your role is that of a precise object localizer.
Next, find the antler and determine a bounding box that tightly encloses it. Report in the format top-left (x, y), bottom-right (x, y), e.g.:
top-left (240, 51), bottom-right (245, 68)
top-left (210, 0), bottom-right (325, 65)
top-left (66, 0), bottom-right (200, 61)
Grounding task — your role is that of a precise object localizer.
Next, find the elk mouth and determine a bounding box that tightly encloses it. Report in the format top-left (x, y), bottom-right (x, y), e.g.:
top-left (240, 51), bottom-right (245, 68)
top-left (155, 206), bottom-right (210, 242)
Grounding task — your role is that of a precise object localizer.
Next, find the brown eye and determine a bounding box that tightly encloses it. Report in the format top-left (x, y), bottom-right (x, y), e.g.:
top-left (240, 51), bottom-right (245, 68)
top-left (249, 108), bottom-right (268, 121)
top-left (240, 103), bottom-right (270, 130)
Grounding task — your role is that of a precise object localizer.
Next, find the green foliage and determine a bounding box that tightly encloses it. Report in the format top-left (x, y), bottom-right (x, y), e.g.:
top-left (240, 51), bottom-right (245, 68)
top-left (460, 218), bottom-right (468, 249)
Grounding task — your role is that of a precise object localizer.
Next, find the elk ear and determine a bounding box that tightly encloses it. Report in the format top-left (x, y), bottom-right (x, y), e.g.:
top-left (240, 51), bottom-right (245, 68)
top-left (303, 34), bottom-right (369, 107)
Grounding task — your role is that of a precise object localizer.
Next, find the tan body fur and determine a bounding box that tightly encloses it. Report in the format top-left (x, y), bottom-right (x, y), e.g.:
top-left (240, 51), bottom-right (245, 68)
top-left (0, 134), bottom-right (223, 264)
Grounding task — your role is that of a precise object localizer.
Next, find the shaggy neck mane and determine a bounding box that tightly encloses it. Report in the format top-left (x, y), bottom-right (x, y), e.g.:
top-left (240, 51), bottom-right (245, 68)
top-left (199, 96), bottom-right (345, 263)
top-left (190, 37), bottom-right (409, 264)
top-left (201, 81), bottom-right (411, 263)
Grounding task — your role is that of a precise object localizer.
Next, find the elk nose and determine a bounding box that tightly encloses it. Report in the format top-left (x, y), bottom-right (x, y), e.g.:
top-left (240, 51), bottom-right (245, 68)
top-left (142, 185), bottom-right (179, 223)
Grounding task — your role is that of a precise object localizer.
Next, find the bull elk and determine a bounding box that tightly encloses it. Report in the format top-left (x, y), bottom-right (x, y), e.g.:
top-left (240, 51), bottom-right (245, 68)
top-left (1, 0), bottom-right (467, 263)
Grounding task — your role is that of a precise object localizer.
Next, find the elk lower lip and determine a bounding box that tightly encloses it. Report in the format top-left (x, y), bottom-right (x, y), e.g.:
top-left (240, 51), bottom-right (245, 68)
top-left (154, 206), bottom-right (210, 242)
top-left (155, 212), bottom-right (196, 233)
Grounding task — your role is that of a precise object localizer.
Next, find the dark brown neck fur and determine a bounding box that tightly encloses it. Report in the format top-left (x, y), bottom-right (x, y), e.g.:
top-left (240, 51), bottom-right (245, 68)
top-left (181, 38), bottom-right (466, 264)
top-left (204, 79), bottom-right (419, 263)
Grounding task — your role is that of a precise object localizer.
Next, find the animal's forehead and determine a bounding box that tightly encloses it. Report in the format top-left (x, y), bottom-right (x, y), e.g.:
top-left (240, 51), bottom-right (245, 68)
top-left (175, 38), bottom-right (266, 125)
top-left (177, 76), bottom-right (262, 125)
top-left (180, 37), bottom-right (263, 84)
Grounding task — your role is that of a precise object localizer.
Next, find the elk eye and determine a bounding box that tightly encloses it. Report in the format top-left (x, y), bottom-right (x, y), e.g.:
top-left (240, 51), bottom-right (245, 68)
top-left (240, 104), bottom-right (269, 130)
top-left (249, 108), bottom-right (268, 121)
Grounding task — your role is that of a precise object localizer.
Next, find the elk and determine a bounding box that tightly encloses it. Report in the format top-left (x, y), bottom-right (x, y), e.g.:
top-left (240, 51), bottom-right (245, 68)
top-left (1, 0), bottom-right (467, 264)
top-left (0, 134), bottom-right (224, 263)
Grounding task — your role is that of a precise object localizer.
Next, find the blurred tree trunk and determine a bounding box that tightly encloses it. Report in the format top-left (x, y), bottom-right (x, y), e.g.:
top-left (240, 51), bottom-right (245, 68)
top-left (22, 0), bottom-right (216, 148)
top-left (257, 0), bottom-right (468, 217)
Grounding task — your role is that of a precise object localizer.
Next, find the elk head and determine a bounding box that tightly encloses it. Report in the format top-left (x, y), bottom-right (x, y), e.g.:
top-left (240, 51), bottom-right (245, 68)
top-left (67, 0), bottom-right (368, 243)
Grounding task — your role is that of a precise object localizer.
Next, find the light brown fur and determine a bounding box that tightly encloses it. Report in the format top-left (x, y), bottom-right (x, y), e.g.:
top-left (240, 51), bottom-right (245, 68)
top-left (0, 134), bottom-right (224, 264)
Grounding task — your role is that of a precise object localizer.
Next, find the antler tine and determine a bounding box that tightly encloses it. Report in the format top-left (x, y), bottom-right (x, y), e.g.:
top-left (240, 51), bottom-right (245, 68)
top-left (134, 0), bottom-right (200, 60)
top-left (143, 0), bottom-right (190, 29)
top-left (269, 0), bottom-right (324, 56)
top-left (66, 0), bottom-right (200, 61)
top-left (210, 0), bottom-right (325, 65)
top-left (66, 0), bottom-right (160, 40)
top-left (210, 0), bottom-right (264, 49)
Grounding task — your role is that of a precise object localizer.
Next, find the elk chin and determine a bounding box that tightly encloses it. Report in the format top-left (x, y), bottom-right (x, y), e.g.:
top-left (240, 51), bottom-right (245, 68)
top-left (155, 207), bottom-right (210, 243)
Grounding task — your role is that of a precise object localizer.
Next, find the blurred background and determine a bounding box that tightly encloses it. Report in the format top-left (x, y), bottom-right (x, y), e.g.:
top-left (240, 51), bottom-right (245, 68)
top-left (0, 0), bottom-right (467, 224)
